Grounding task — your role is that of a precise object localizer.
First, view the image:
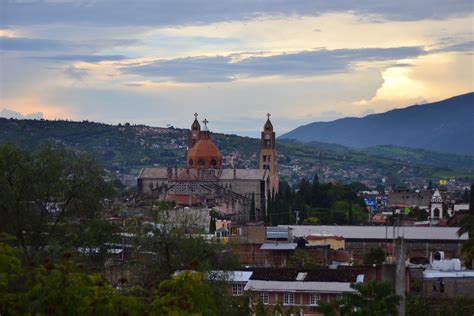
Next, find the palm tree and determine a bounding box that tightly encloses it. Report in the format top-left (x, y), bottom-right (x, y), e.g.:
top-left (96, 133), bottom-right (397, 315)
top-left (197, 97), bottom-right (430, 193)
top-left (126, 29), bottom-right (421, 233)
top-left (316, 280), bottom-right (400, 316)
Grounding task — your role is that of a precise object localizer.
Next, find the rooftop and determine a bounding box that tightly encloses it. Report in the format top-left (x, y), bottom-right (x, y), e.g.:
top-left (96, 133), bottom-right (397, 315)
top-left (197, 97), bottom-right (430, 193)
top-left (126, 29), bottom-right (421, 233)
top-left (282, 225), bottom-right (468, 241)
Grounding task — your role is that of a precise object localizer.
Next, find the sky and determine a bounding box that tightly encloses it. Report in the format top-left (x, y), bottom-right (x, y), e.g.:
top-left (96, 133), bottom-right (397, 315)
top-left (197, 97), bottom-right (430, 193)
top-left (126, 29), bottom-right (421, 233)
top-left (1, 0), bottom-right (473, 136)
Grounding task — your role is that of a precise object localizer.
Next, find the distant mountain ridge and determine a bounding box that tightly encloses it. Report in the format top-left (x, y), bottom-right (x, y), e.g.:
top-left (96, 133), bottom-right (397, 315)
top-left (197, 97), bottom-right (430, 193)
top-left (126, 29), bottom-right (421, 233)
top-left (280, 92), bottom-right (474, 155)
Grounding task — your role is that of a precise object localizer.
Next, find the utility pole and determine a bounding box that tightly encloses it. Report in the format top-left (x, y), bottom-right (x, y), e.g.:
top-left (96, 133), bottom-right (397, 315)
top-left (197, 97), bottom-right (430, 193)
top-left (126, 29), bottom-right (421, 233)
top-left (395, 236), bottom-right (406, 316)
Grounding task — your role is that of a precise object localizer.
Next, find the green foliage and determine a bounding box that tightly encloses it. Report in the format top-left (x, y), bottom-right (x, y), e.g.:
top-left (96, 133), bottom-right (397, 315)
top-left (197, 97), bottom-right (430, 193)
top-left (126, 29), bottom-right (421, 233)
top-left (150, 271), bottom-right (216, 316)
top-left (268, 178), bottom-right (368, 226)
top-left (0, 144), bottom-right (114, 264)
top-left (363, 248), bottom-right (386, 265)
top-left (1, 118), bottom-right (472, 187)
top-left (405, 296), bottom-right (474, 316)
top-left (458, 210), bottom-right (474, 268)
top-left (411, 207), bottom-right (429, 221)
top-left (0, 243), bottom-right (145, 315)
top-left (302, 217), bottom-right (319, 225)
top-left (288, 249), bottom-right (320, 269)
top-left (317, 280), bottom-right (400, 316)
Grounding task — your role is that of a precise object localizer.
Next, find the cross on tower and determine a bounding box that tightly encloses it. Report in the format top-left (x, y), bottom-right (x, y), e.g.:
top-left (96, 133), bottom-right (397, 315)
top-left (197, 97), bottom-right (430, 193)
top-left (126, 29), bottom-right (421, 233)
top-left (267, 113), bottom-right (271, 120)
top-left (203, 118), bottom-right (209, 125)
top-left (194, 112), bottom-right (198, 119)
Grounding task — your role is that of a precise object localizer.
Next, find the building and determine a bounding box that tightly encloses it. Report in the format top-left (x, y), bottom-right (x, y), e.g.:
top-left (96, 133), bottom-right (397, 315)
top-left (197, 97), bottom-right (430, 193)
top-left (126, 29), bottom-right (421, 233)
top-left (388, 189), bottom-right (432, 208)
top-left (284, 225), bottom-right (468, 263)
top-left (244, 268), bottom-right (364, 316)
top-left (137, 114), bottom-right (279, 221)
top-left (430, 188), bottom-right (444, 220)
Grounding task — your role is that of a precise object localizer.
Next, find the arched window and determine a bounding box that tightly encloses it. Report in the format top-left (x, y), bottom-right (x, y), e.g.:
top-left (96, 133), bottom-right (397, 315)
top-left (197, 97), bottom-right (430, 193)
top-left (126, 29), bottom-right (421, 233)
top-left (189, 159), bottom-right (193, 166)
top-left (211, 158), bottom-right (217, 167)
top-left (198, 159), bottom-right (205, 166)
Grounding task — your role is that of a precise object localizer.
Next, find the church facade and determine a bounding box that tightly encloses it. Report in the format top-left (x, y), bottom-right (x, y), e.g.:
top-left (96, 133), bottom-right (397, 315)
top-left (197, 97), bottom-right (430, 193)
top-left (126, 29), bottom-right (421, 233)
top-left (137, 114), bottom-right (279, 222)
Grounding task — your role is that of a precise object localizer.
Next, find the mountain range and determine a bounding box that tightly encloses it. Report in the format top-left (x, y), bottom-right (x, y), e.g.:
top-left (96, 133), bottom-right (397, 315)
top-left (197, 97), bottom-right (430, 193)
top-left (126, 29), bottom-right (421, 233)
top-left (280, 92), bottom-right (474, 155)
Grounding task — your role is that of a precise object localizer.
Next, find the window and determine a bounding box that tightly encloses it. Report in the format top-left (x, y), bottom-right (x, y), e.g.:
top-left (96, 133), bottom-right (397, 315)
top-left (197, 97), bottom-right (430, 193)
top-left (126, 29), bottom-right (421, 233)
top-left (284, 293), bottom-right (294, 305)
top-left (259, 292), bottom-right (269, 305)
top-left (232, 283), bottom-right (243, 296)
top-left (310, 293), bottom-right (320, 306)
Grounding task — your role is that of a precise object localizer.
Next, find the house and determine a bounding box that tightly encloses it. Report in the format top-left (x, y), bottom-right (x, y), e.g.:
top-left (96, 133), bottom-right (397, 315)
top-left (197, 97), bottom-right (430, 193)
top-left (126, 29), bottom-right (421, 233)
top-left (244, 268), bottom-right (364, 316)
top-left (284, 225), bottom-right (469, 263)
top-left (305, 233), bottom-right (345, 250)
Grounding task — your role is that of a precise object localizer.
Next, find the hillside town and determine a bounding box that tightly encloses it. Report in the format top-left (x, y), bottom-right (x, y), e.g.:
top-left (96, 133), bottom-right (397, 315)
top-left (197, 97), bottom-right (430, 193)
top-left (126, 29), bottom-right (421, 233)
top-left (2, 1), bottom-right (474, 315)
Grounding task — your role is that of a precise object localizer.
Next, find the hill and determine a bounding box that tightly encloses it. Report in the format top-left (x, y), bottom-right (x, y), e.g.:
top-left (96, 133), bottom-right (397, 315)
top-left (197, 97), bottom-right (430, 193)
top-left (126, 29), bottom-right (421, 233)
top-left (280, 92), bottom-right (474, 155)
top-left (0, 118), bottom-right (473, 188)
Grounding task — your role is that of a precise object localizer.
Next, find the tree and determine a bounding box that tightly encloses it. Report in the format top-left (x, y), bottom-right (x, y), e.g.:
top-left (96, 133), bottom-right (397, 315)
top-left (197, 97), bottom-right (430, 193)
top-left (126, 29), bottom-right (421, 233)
top-left (0, 243), bottom-right (144, 315)
top-left (363, 248), bottom-right (386, 265)
top-left (150, 271), bottom-right (216, 316)
top-left (288, 249), bottom-right (320, 269)
top-left (347, 281), bottom-right (400, 316)
top-left (0, 144), bottom-right (114, 264)
top-left (317, 280), bottom-right (400, 316)
top-left (457, 210), bottom-right (474, 267)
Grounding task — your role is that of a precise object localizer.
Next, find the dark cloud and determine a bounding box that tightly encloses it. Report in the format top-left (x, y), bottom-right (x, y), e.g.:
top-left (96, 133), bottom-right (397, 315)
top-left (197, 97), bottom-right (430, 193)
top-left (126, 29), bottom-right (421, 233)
top-left (125, 46), bottom-right (425, 82)
top-left (2, 0), bottom-right (471, 28)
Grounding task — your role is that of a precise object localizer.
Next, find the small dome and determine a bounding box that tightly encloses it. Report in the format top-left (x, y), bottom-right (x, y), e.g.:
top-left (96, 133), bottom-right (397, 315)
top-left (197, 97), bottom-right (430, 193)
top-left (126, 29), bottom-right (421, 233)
top-left (187, 138), bottom-right (222, 169)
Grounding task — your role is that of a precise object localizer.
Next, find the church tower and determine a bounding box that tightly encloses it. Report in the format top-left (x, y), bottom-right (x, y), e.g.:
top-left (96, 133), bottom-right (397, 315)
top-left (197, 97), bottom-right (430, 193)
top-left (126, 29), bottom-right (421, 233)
top-left (188, 112), bottom-right (201, 149)
top-left (259, 113), bottom-right (278, 193)
top-left (430, 188), bottom-right (443, 219)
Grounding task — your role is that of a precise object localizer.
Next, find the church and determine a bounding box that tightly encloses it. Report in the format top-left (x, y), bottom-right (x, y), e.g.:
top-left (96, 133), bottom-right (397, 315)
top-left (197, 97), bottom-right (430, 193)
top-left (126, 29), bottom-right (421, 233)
top-left (137, 114), bottom-right (279, 222)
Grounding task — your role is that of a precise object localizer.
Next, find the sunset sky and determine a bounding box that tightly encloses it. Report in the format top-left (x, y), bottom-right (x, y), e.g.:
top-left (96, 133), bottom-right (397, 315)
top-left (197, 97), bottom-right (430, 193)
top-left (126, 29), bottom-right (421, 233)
top-left (1, 0), bottom-right (473, 136)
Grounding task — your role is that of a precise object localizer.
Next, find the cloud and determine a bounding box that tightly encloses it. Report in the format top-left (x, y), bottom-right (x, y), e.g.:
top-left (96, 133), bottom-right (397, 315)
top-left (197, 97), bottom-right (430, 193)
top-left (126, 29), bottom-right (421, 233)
top-left (63, 66), bottom-right (88, 81)
top-left (35, 54), bottom-right (129, 62)
top-left (2, 0), bottom-right (471, 28)
top-left (434, 40), bottom-right (474, 53)
top-left (314, 111), bottom-right (345, 121)
top-left (125, 46), bottom-right (425, 82)
top-left (0, 108), bottom-right (44, 119)
top-left (0, 36), bottom-right (71, 51)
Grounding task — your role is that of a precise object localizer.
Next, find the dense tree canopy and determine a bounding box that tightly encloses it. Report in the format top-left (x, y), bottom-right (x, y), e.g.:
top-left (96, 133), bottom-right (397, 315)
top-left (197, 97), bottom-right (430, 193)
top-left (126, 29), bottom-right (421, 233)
top-left (266, 177), bottom-right (368, 225)
top-left (0, 144), bottom-right (114, 264)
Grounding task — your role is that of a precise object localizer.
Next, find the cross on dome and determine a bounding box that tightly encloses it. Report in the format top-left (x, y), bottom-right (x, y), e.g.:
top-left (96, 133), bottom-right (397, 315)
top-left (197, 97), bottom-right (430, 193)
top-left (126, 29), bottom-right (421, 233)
top-left (267, 113), bottom-right (271, 119)
top-left (194, 112), bottom-right (198, 119)
top-left (203, 118), bottom-right (209, 125)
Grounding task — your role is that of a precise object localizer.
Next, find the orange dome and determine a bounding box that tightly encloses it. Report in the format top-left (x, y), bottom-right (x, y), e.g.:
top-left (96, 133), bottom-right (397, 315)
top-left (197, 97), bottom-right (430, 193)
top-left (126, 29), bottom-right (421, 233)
top-left (187, 138), bottom-right (222, 169)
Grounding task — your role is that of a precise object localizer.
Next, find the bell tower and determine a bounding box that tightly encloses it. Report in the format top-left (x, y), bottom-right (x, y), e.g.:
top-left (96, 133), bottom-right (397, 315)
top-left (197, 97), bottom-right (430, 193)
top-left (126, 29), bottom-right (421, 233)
top-left (188, 112), bottom-right (201, 149)
top-left (259, 113), bottom-right (278, 193)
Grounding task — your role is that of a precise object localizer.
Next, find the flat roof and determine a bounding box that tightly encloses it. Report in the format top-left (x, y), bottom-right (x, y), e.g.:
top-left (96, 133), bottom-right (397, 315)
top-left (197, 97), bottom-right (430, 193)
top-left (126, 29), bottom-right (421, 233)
top-left (280, 225), bottom-right (468, 241)
top-left (208, 270), bottom-right (253, 282)
top-left (244, 280), bottom-right (356, 293)
top-left (423, 269), bottom-right (474, 279)
top-left (260, 243), bottom-right (297, 250)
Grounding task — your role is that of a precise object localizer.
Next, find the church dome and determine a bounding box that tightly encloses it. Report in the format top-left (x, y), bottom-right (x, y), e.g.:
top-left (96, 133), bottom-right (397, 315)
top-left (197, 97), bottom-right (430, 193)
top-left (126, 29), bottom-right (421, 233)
top-left (187, 138), bottom-right (222, 169)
